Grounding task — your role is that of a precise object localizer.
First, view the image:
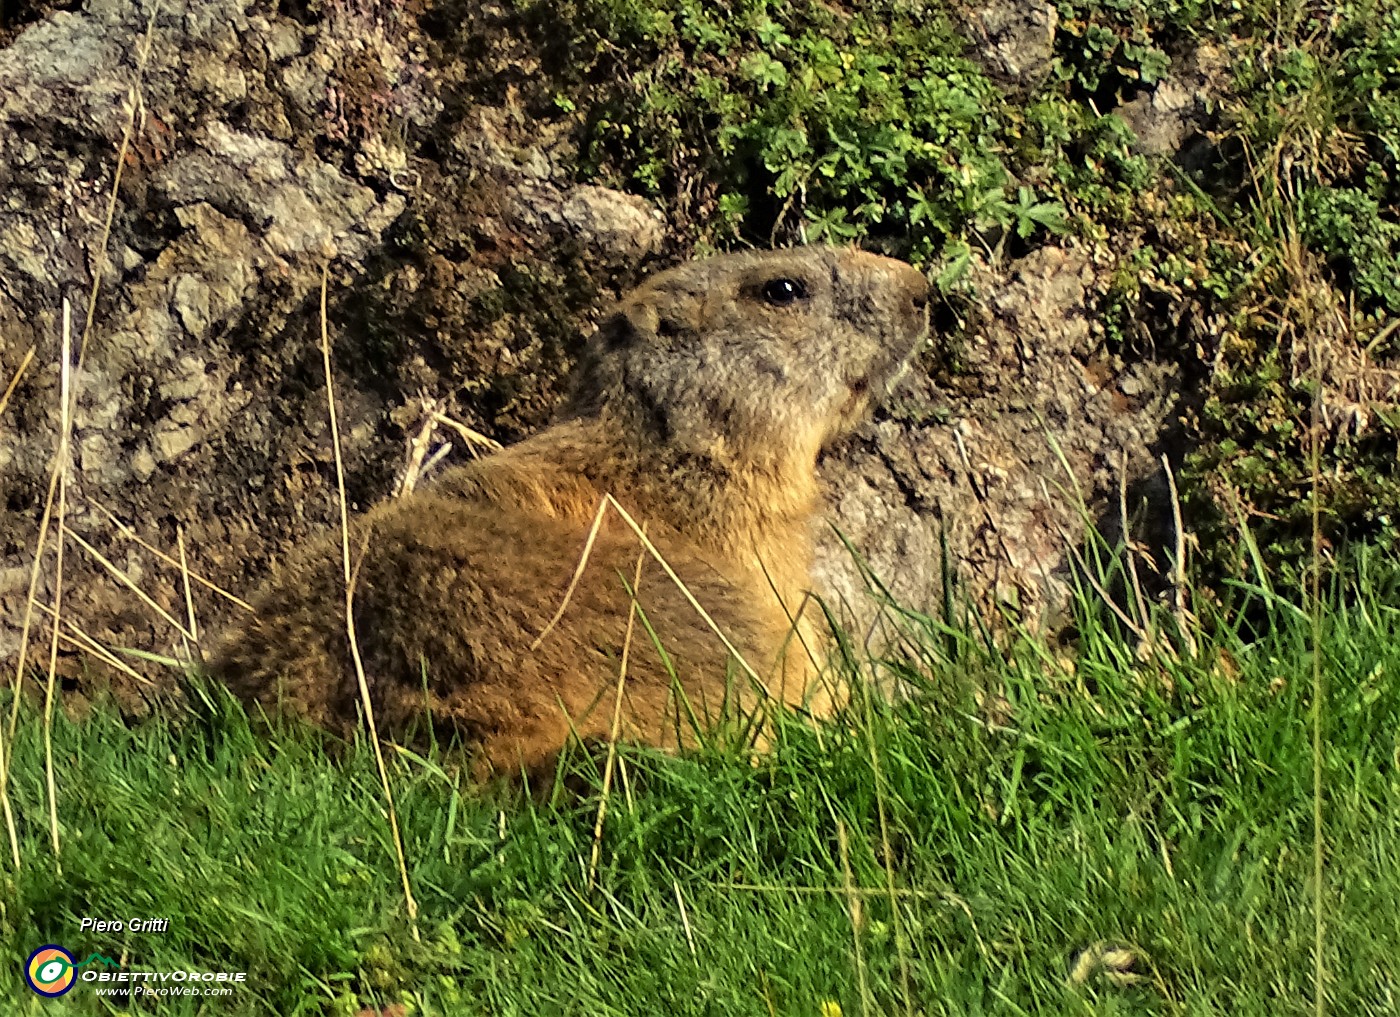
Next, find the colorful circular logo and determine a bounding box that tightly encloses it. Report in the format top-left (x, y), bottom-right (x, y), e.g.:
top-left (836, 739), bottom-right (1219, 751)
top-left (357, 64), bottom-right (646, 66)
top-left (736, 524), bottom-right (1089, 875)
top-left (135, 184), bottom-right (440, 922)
top-left (25, 945), bottom-right (77, 997)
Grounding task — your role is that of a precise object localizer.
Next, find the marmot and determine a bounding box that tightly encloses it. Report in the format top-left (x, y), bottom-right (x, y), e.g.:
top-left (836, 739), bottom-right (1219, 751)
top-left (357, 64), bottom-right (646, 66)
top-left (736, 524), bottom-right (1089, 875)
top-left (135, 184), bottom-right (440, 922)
top-left (210, 246), bottom-right (930, 778)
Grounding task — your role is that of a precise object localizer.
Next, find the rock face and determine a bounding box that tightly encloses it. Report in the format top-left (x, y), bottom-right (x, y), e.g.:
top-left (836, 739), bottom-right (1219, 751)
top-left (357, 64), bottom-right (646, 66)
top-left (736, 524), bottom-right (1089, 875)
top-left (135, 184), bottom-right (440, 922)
top-left (958, 0), bottom-right (1058, 93)
top-left (815, 247), bottom-right (1180, 650)
top-left (0, 0), bottom-right (407, 677)
top-left (0, 0), bottom-right (1179, 702)
top-left (0, 0), bottom-right (665, 695)
top-left (1116, 43), bottom-right (1231, 168)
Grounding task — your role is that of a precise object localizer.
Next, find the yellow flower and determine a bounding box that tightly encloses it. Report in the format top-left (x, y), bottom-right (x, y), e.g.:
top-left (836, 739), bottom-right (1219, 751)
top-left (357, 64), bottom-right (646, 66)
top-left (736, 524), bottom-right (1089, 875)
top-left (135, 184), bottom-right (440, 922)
top-left (820, 1002), bottom-right (843, 1017)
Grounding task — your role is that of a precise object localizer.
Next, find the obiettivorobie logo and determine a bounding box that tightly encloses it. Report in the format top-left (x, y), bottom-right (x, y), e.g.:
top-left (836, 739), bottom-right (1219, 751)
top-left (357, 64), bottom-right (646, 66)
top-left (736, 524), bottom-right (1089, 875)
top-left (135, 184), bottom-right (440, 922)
top-left (24, 945), bottom-right (119, 998)
top-left (23, 943), bottom-right (249, 999)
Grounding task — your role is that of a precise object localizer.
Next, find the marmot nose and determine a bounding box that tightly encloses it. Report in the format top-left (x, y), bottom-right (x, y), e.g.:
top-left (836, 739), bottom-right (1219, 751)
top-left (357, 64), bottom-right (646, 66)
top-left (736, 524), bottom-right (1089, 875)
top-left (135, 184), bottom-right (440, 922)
top-left (855, 251), bottom-right (930, 317)
top-left (900, 264), bottom-right (931, 312)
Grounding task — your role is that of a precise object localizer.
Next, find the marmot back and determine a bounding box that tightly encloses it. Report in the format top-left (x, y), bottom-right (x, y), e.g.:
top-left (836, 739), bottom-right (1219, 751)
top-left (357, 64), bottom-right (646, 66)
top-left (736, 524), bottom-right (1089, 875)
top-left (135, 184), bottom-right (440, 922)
top-left (210, 245), bottom-right (930, 779)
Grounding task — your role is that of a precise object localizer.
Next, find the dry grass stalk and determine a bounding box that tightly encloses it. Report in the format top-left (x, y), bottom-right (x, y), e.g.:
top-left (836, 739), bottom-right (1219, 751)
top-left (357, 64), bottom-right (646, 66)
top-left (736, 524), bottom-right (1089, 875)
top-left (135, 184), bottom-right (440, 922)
top-left (41, 302), bottom-right (75, 864)
top-left (673, 879), bottom-right (697, 959)
top-left (529, 495), bottom-right (612, 652)
top-left (587, 536), bottom-right (647, 892)
top-left (85, 501), bottom-right (254, 612)
top-left (430, 411), bottom-right (501, 455)
top-left (176, 525), bottom-right (201, 668)
top-left (319, 266), bottom-right (420, 941)
top-left (63, 526), bottom-right (195, 642)
top-left (1161, 454), bottom-right (1198, 658)
top-left (1, 397), bottom-right (66, 867)
top-left (532, 492), bottom-right (770, 700)
top-left (0, 1), bottom-right (164, 873)
top-left (396, 401), bottom-right (503, 498)
top-left (395, 409), bottom-right (439, 498)
top-left (1067, 941), bottom-right (1144, 988)
top-left (30, 600), bottom-right (153, 687)
top-left (0, 345), bottom-right (35, 422)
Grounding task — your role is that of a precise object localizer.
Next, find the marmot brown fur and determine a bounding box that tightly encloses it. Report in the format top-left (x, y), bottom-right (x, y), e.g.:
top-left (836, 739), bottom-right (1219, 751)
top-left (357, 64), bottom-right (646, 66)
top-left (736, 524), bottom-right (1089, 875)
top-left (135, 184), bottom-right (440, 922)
top-left (210, 246), bottom-right (930, 777)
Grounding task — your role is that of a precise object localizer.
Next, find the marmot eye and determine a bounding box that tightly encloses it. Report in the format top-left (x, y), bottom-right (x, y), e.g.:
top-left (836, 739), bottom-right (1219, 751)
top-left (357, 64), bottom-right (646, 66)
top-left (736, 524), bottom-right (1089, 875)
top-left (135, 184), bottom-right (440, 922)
top-left (761, 277), bottom-right (807, 306)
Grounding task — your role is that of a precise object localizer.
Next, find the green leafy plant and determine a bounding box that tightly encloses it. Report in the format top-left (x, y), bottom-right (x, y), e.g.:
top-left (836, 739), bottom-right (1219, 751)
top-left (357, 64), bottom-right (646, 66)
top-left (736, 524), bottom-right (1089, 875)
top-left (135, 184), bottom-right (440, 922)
top-left (1052, 0), bottom-right (1207, 98)
top-left (561, 0), bottom-right (1071, 259)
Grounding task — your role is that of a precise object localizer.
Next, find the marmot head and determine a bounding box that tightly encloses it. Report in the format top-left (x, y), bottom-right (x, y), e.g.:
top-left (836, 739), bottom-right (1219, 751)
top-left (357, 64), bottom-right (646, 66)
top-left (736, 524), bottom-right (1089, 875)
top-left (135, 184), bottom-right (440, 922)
top-left (568, 246), bottom-right (930, 468)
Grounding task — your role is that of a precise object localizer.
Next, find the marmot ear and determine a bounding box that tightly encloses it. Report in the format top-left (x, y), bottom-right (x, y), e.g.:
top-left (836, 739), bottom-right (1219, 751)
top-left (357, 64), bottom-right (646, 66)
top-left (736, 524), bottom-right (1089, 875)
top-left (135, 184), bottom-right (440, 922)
top-left (597, 300), bottom-right (660, 351)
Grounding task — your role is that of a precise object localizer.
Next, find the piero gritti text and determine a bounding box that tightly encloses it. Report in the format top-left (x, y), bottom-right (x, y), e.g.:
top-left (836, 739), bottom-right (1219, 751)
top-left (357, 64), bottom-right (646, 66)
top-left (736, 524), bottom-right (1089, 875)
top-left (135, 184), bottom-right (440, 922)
top-left (79, 917), bottom-right (171, 934)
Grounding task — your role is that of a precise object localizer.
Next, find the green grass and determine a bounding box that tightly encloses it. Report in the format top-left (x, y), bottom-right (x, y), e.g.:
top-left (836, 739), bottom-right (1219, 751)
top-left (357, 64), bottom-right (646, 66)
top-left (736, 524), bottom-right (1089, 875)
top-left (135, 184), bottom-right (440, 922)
top-left (3, 548), bottom-right (1399, 1015)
